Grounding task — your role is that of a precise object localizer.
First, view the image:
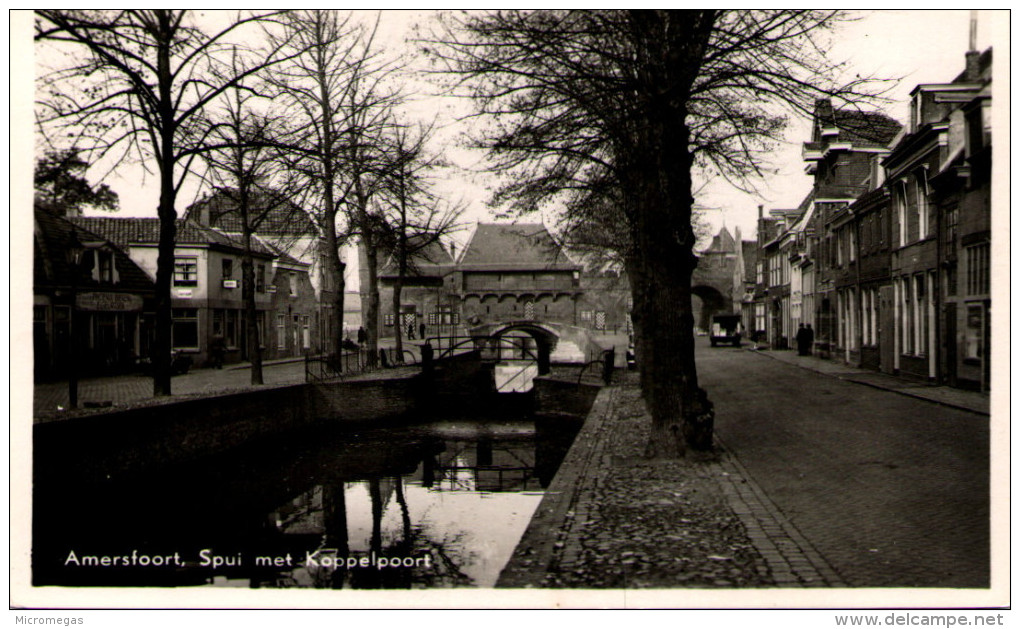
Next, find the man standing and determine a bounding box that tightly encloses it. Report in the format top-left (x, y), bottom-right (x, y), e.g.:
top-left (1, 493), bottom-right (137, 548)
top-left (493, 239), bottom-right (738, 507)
top-left (795, 323), bottom-right (809, 356)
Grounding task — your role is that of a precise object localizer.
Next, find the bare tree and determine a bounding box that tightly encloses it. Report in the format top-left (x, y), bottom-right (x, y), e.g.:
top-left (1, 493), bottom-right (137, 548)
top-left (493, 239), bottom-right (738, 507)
top-left (430, 10), bottom-right (887, 457)
top-left (377, 120), bottom-right (466, 357)
top-left (266, 10), bottom-right (399, 365)
top-left (194, 63), bottom-right (310, 385)
top-left (35, 9), bottom-right (297, 395)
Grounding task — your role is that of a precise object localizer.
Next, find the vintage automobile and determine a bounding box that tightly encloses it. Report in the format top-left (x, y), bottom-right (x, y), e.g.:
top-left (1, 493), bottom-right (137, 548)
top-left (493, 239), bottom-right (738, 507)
top-left (709, 314), bottom-right (743, 347)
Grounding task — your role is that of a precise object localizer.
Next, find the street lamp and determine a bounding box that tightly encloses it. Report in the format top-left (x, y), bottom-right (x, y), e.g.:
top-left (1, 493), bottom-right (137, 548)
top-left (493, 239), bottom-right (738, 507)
top-left (65, 228), bottom-right (85, 409)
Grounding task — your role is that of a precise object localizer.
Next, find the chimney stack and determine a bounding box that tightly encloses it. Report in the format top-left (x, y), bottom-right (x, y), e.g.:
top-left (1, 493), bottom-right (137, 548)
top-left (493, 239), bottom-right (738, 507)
top-left (758, 204), bottom-right (764, 220)
top-left (965, 11), bottom-right (981, 81)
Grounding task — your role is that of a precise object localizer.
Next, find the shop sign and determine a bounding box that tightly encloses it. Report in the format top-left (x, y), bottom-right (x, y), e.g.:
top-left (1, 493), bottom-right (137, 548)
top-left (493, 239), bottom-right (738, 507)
top-left (76, 292), bottom-right (144, 312)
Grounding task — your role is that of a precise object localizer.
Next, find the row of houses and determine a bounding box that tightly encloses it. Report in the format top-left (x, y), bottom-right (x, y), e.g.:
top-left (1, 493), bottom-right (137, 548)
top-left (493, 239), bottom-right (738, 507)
top-left (34, 191), bottom-right (630, 379)
top-left (738, 46), bottom-right (993, 392)
top-left (33, 192), bottom-right (350, 379)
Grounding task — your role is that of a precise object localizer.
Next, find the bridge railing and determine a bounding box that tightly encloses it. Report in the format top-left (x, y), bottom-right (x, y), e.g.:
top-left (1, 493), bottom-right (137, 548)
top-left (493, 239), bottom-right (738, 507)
top-left (304, 347), bottom-right (418, 382)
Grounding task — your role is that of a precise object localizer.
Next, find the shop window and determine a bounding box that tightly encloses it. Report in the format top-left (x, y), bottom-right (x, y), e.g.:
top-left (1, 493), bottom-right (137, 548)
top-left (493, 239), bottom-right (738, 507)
top-left (172, 308), bottom-right (199, 349)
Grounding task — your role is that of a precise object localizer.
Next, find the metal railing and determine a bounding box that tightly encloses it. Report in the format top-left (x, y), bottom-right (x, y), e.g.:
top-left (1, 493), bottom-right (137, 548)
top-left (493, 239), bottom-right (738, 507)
top-left (304, 347), bottom-right (418, 382)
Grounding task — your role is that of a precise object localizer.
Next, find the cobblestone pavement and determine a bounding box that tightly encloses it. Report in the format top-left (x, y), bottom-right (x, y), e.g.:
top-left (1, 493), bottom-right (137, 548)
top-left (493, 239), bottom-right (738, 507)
top-left (701, 343), bottom-right (990, 588)
top-left (500, 372), bottom-right (844, 589)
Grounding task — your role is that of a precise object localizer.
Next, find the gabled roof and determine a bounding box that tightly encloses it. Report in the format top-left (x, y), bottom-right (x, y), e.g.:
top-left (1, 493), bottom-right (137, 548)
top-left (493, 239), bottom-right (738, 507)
top-left (186, 188), bottom-right (318, 237)
top-left (71, 217), bottom-right (276, 257)
top-left (702, 226), bottom-right (736, 254)
top-left (458, 223), bottom-right (579, 271)
top-left (34, 206), bottom-right (155, 292)
top-left (379, 236), bottom-right (456, 278)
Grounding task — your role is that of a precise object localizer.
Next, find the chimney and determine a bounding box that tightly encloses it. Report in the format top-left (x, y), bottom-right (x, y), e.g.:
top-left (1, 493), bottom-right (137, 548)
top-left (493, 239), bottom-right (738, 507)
top-left (758, 204), bottom-right (764, 220)
top-left (965, 11), bottom-right (981, 81)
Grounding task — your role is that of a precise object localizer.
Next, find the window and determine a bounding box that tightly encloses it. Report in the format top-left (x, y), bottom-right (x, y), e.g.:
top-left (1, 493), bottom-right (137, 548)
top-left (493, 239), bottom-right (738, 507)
top-left (966, 243), bottom-right (990, 296)
top-left (915, 171), bottom-right (929, 238)
top-left (172, 308), bottom-right (199, 349)
top-left (290, 272), bottom-right (298, 297)
top-left (580, 310), bottom-right (593, 325)
top-left (95, 250), bottom-right (115, 283)
top-left (901, 278), bottom-right (913, 355)
top-left (595, 311), bottom-right (606, 331)
top-left (384, 313), bottom-right (395, 326)
top-left (895, 182), bottom-right (908, 247)
top-left (524, 301), bottom-right (535, 319)
top-left (222, 258), bottom-right (233, 280)
top-left (256, 264), bottom-right (266, 293)
top-left (174, 257), bottom-right (198, 287)
top-left (302, 315), bottom-right (310, 349)
top-left (276, 314), bottom-right (287, 349)
top-left (964, 305), bottom-right (984, 361)
top-left (915, 274), bottom-right (927, 356)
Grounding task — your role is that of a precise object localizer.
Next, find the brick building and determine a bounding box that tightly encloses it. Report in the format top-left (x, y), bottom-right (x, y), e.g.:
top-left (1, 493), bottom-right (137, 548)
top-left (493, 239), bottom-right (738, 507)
top-left (885, 48), bottom-right (992, 387)
top-left (452, 223), bottom-right (583, 328)
top-left (34, 206), bottom-right (156, 380)
top-left (71, 216), bottom-right (279, 367)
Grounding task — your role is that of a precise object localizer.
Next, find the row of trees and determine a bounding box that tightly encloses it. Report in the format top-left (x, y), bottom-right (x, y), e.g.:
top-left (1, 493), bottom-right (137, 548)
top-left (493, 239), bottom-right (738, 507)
top-left (36, 10), bottom-right (887, 458)
top-left (35, 10), bottom-right (462, 393)
top-left (427, 10), bottom-right (888, 457)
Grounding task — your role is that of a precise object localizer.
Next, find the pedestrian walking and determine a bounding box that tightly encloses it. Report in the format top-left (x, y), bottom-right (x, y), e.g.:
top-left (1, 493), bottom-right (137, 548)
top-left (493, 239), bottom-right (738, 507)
top-left (407, 322), bottom-right (415, 340)
top-left (805, 323), bottom-right (815, 356)
top-left (419, 322), bottom-right (426, 341)
top-left (357, 326), bottom-right (366, 345)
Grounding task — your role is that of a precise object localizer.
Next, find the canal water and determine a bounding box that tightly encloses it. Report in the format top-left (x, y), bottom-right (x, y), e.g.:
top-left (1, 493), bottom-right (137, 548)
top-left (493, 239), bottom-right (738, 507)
top-left (32, 412), bottom-right (582, 589)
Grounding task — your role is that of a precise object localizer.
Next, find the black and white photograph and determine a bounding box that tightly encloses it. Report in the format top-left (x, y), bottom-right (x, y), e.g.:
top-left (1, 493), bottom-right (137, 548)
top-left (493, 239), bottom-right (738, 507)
top-left (11, 8), bottom-right (1008, 616)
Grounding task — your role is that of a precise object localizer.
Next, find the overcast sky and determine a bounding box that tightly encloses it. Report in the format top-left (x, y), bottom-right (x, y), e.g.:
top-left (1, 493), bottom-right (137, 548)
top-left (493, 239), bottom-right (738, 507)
top-left (22, 10), bottom-right (1005, 244)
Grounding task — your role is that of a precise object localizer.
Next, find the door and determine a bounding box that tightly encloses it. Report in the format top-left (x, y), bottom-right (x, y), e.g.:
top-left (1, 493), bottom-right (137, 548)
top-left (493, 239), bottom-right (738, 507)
top-left (944, 303), bottom-right (957, 387)
top-left (879, 285), bottom-right (895, 373)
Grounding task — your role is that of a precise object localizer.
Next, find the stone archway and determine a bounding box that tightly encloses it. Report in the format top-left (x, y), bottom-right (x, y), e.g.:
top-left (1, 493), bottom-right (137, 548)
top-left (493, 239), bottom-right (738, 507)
top-left (691, 285), bottom-right (731, 334)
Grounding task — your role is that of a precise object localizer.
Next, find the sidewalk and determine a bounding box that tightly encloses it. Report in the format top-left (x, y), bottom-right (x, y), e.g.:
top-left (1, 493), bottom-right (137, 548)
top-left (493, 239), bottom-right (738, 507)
top-left (499, 372), bottom-right (842, 589)
top-left (32, 356), bottom-right (419, 422)
top-left (747, 348), bottom-right (990, 416)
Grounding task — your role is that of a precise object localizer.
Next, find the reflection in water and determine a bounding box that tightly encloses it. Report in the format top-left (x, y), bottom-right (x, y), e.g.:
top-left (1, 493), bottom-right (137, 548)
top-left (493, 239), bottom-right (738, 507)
top-left (33, 415), bottom-right (581, 588)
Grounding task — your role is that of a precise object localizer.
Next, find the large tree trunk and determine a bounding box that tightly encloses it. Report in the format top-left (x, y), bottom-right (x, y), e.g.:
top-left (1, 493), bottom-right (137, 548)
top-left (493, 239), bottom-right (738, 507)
top-left (240, 249), bottom-right (263, 385)
top-left (152, 28), bottom-right (175, 397)
top-left (322, 209), bottom-right (345, 359)
top-left (153, 193), bottom-right (175, 397)
top-left (361, 234), bottom-right (380, 368)
top-left (624, 11), bottom-right (717, 456)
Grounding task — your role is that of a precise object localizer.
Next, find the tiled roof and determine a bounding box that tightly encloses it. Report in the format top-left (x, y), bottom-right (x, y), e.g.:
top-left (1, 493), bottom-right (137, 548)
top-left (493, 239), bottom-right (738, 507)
top-left (459, 223), bottom-right (579, 271)
top-left (71, 217), bottom-right (276, 257)
top-left (34, 206), bottom-right (155, 292)
top-left (379, 236), bottom-right (456, 278)
top-left (186, 188), bottom-right (318, 237)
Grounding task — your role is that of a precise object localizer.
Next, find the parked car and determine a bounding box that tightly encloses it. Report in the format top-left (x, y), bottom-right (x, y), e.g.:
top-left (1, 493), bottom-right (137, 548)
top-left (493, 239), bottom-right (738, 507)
top-left (710, 314), bottom-right (742, 347)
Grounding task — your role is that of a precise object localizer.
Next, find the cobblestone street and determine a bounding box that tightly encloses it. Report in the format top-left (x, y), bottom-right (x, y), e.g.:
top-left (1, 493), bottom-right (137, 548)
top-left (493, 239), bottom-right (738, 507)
top-left (702, 344), bottom-right (990, 588)
top-left (501, 339), bottom-right (991, 591)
